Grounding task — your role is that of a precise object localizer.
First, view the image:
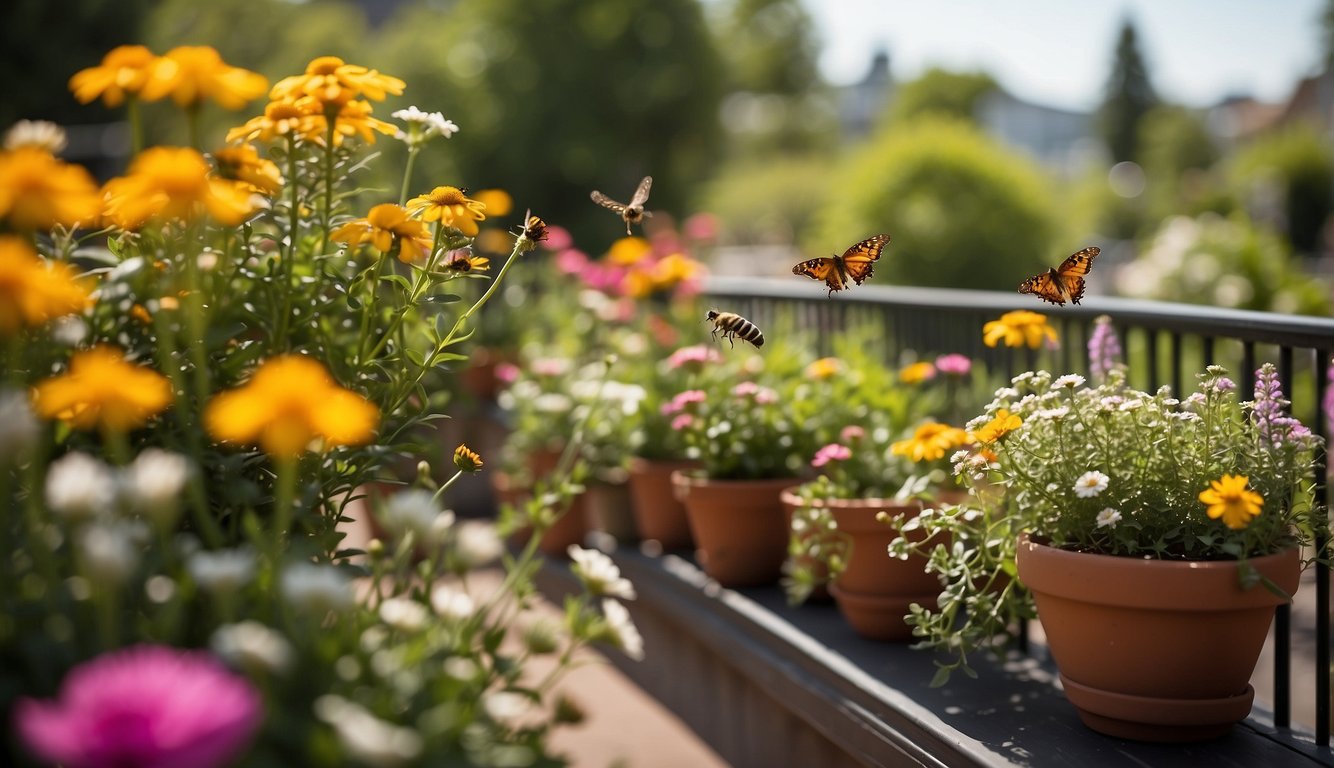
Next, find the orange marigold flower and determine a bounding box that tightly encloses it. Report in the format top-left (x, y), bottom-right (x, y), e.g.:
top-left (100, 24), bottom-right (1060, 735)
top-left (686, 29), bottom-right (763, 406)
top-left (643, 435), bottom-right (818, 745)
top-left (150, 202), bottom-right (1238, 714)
top-left (225, 97), bottom-right (326, 144)
top-left (0, 237), bottom-right (91, 334)
top-left (1199, 474), bottom-right (1264, 530)
top-left (32, 346), bottom-right (172, 432)
top-left (406, 186), bottom-right (487, 237)
top-left (621, 268), bottom-right (654, 299)
top-left (205, 355), bottom-right (379, 458)
top-left (453, 444), bottom-right (483, 473)
top-left (805, 357), bottom-right (842, 380)
top-left (972, 409), bottom-right (1022, 444)
top-left (0, 147), bottom-right (102, 231)
top-left (607, 237), bottom-right (651, 266)
top-left (139, 46), bottom-right (267, 110)
top-left (328, 99), bottom-right (398, 146)
top-left (983, 310), bottom-right (1058, 349)
top-left (68, 45), bottom-right (159, 107)
top-left (101, 147), bottom-right (256, 229)
top-left (331, 203), bottom-right (433, 263)
top-left (212, 144), bottom-right (282, 195)
top-left (891, 422), bottom-right (972, 463)
top-left (899, 361), bottom-right (937, 384)
top-left (269, 56), bottom-right (405, 106)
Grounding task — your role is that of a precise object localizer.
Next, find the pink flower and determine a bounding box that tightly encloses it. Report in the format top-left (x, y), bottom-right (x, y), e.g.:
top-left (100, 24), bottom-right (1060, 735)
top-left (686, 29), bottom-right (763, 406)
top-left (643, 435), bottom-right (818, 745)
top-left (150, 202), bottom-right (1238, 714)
top-left (670, 414), bottom-right (695, 431)
top-left (839, 425), bottom-right (866, 443)
top-left (554, 247), bottom-right (588, 275)
top-left (15, 645), bottom-right (262, 768)
top-left (935, 353), bottom-right (972, 376)
top-left (495, 362), bottom-right (521, 385)
top-left (732, 382), bottom-right (759, 398)
top-left (544, 225), bottom-right (574, 251)
top-left (683, 212), bottom-right (719, 243)
top-left (811, 443), bottom-right (852, 468)
top-left (667, 345), bottom-right (721, 371)
top-left (531, 357), bottom-right (570, 377)
top-left (754, 387), bottom-right (779, 405)
top-left (669, 390), bottom-right (707, 412)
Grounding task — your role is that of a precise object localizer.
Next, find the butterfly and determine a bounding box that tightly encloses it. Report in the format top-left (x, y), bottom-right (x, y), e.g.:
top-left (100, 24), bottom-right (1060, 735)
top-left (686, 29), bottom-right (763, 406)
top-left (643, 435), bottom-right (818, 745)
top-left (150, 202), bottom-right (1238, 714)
top-left (590, 176), bottom-right (653, 235)
top-left (1017, 246), bottom-right (1100, 306)
top-left (791, 234), bottom-right (890, 297)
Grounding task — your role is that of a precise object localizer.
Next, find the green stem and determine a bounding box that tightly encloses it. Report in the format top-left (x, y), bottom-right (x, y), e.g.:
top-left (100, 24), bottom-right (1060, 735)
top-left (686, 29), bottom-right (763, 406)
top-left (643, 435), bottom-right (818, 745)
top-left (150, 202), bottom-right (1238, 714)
top-left (186, 104), bottom-right (201, 151)
top-left (127, 98), bottom-right (143, 156)
top-left (272, 457), bottom-right (298, 561)
top-left (430, 469), bottom-right (465, 504)
top-left (277, 135), bottom-right (301, 348)
top-left (355, 252), bottom-right (391, 369)
top-left (318, 118), bottom-right (337, 257)
top-left (399, 147), bottom-right (420, 206)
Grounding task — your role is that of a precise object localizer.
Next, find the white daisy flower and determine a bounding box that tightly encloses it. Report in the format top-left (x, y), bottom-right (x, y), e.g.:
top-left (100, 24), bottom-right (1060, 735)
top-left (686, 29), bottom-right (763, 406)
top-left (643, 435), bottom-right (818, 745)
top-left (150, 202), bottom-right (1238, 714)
top-left (379, 597), bottom-right (429, 632)
top-left (569, 546), bottom-right (636, 600)
top-left (1053, 374), bottom-right (1085, 389)
top-left (1095, 507), bottom-right (1122, 529)
top-left (1074, 471), bottom-right (1110, 498)
top-left (430, 584), bottom-right (475, 621)
top-left (601, 599), bottom-right (645, 661)
top-left (212, 620), bottom-right (295, 675)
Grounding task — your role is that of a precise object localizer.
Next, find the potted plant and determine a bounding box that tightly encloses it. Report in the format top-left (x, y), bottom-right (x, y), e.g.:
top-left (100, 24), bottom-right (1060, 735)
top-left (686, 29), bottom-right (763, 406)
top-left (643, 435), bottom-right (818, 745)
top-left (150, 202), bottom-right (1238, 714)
top-left (888, 315), bottom-right (1324, 742)
top-left (783, 354), bottom-right (979, 640)
top-left (669, 342), bottom-right (819, 587)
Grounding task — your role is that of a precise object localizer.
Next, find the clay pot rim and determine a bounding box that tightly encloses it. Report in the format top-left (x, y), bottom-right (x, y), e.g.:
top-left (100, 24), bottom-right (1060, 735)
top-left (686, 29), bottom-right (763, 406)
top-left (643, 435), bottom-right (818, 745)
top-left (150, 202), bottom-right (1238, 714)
top-left (1016, 533), bottom-right (1300, 610)
top-left (670, 471), bottom-right (800, 491)
top-left (628, 457), bottom-right (702, 472)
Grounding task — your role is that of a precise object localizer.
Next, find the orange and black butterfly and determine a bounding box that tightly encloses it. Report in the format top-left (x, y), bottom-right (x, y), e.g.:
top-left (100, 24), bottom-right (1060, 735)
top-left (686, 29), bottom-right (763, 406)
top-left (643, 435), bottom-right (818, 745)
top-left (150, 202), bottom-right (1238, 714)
top-left (1018, 246), bottom-right (1100, 306)
top-left (791, 234), bottom-right (890, 297)
top-left (591, 176), bottom-right (653, 235)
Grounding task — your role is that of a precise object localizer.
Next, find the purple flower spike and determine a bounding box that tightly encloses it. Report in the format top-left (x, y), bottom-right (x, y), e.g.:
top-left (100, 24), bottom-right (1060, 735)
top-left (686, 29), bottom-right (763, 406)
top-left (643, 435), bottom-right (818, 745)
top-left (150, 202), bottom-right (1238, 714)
top-left (16, 644), bottom-right (263, 768)
top-left (1087, 315), bottom-right (1122, 382)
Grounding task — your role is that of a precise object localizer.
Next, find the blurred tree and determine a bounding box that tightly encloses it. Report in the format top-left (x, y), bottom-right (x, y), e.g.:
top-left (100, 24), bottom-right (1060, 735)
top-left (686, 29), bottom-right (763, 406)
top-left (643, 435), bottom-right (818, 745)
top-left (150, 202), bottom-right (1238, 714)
top-left (699, 154), bottom-right (832, 245)
top-left (1323, 0), bottom-right (1334, 71)
top-left (378, 0), bottom-right (724, 248)
top-left (1138, 105), bottom-right (1226, 222)
top-left (1098, 19), bottom-right (1157, 163)
top-left (887, 68), bottom-right (998, 126)
top-left (812, 116), bottom-right (1055, 290)
top-left (0, 0), bottom-right (153, 127)
top-left (1229, 123), bottom-right (1333, 256)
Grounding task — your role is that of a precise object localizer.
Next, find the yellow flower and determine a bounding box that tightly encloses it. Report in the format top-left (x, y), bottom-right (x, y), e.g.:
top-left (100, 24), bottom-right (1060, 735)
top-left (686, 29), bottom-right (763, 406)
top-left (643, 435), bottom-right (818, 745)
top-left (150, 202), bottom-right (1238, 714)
top-left (332, 203), bottom-right (434, 263)
top-left (651, 252), bottom-right (701, 288)
top-left (329, 99), bottom-right (399, 146)
top-left (0, 236), bottom-right (91, 334)
top-left (68, 45), bottom-right (159, 107)
top-left (453, 444), bottom-right (484, 473)
top-left (472, 189), bottom-right (512, 217)
top-left (32, 346), bottom-right (172, 432)
top-left (101, 147), bottom-right (256, 229)
top-left (205, 355), bottom-right (379, 458)
top-left (983, 310), bottom-right (1058, 349)
top-left (0, 147), bottom-right (102, 231)
top-left (891, 422), bottom-right (972, 463)
top-left (139, 46), bottom-right (267, 110)
top-left (1199, 474), bottom-right (1264, 530)
top-left (212, 144), bottom-right (282, 195)
top-left (621, 268), bottom-right (654, 299)
top-left (225, 97), bottom-right (325, 144)
top-left (270, 56), bottom-right (405, 106)
top-left (607, 237), bottom-right (651, 266)
top-left (899, 361), bottom-right (937, 384)
top-left (972, 409), bottom-right (1021, 444)
top-left (805, 357), bottom-right (842, 380)
top-left (406, 186), bottom-right (487, 236)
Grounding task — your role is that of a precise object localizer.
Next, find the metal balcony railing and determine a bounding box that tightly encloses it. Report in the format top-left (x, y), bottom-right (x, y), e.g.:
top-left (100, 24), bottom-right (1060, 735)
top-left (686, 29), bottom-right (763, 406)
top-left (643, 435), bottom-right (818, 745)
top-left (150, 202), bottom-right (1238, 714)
top-left (704, 276), bottom-right (1334, 745)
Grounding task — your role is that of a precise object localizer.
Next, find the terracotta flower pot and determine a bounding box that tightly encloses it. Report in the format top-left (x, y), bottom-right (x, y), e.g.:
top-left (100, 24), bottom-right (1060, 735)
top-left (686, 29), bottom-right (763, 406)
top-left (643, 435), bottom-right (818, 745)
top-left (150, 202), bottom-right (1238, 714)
top-left (490, 468), bottom-right (589, 558)
top-left (627, 458), bottom-right (699, 549)
top-left (1016, 535), bottom-right (1300, 742)
top-left (672, 472), bottom-right (796, 588)
top-left (585, 481), bottom-right (638, 543)
top-left (781, 490), bottom-right (948, 640)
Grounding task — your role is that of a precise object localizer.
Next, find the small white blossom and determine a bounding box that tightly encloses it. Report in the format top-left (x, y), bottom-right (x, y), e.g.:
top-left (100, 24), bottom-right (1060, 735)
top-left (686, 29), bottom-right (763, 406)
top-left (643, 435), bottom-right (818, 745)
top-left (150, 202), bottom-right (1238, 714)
top-left (391, 105), bottom-right (459, 143)
top-left (993, 387), bottom-right (1019, 401)
top-left (281, 563), bottom-right (354, 613)
top-left (601, 599), bottom-right (644, 661)
top-left (379, 598), bottom-right (430, 632)
top-left (49, 316), bottom-right (87, 347)
top-left (454, 521), bottom-right (504, 567)
top-left (430, 584), bottom-right (475, 621)
top-left (0, 390), bottom-right (40, 463)
top-left (1118, 398), bottom-right (1143, 412)
top-left (568, 546), bottom-right (636, 600)
top-left (482, 690), bottom-right (534, 729)
top-left (121, 448), bottom-right (192, 527)
top-left (1169, 411), bottom-right (1202, 422)
top-left (444, 657), bottom-right (480, 681)
top-left (1073, 471), bottom-right (1110, 498)
top-left (1037, 406), bottom-right (1070, 420)
top-left (314, 695), bottom-right (423, 767)
top-left (212, 620), bottom-right (295, 675)
top-left (1053, 374), bottom-right (1085, 389)
top-left (378, 489), bottom-right (451, 544)
top-left (76, 523), bottom-right (138, 583)
top-left (46, 452), bottom-right (117, 522)
top-left (1095, 508), bottom-right (1122, 529)
top-left (4, 119), bottom-right (67, 152)
top-left (188, 547), bottom-right (256, 592)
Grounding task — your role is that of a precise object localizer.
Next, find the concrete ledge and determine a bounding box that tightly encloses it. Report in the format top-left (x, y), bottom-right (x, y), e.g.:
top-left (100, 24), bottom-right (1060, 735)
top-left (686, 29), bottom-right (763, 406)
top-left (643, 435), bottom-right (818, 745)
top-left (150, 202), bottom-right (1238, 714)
top-left (536, 546), bottom-right (1334, 768)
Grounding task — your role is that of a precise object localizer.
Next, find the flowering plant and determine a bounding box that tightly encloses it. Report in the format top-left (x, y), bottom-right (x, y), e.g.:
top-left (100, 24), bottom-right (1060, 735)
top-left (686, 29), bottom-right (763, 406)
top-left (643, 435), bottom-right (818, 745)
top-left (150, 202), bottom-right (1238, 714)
top-left (1, 46), bottom-right (645, 765)
top-left (887, 316), bottom-right (1325, 683)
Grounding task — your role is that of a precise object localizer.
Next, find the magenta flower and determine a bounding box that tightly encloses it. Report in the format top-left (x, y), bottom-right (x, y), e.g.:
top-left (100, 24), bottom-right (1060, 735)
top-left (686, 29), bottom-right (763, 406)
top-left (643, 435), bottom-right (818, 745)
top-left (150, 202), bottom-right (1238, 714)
top-left (839, 425), bottom-right (866, 443)
top-left (544, 225), bottom-right (574, 251)
top-left (683, 212), bottom-right (719, 242)
top-left (731, 382), bottom-right (759, 398)
top-left (670, 414), bottom-right (695, 431)
top-left (934, 353), bottom-right (972, 377)
top-left (495, 362), bottom-right (520, 385)
top-left (753, 387), bottom-right (779, 405)
top-left (666, 345), bottom-right (722, 371)
top-left (553, 247), bottom-right (588, 275)
top-left (811, 443), bottom-right (852, 468)
top-left (669, 390), bottom-right (707, 412)
top-left (15, 645), bottom-right (262, 768)
top-left (530, 357), bottom-right (571, 377)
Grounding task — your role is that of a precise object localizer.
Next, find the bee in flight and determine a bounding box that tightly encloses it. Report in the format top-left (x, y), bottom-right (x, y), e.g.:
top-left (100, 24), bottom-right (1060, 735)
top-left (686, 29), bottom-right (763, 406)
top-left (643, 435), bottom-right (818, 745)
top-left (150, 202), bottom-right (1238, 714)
top-left (591, 176), bottom-right (653, 235)
top-left (1018, 246), bottom-right (1100, 306)
top-left (707, 309), bottom-right (764, 349)
top-left (791, 233), bottom-right (890, 297)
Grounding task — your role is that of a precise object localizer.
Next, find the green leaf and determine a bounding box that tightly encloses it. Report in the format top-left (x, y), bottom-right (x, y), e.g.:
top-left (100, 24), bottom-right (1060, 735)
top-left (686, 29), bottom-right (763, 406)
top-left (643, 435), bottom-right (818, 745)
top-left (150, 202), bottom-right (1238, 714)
top-left (380, 273), bottom-right (412, 292)
top-left (421, 293), bottom-right (463, 304)
top-left (929, 665), bottom-right (953, 688)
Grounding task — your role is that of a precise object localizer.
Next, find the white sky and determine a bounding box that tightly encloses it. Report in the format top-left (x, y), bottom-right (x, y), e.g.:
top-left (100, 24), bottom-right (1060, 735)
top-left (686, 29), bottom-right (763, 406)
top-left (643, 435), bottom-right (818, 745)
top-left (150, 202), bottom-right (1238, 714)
top-left (803, 0), bottom-right (1326, 111)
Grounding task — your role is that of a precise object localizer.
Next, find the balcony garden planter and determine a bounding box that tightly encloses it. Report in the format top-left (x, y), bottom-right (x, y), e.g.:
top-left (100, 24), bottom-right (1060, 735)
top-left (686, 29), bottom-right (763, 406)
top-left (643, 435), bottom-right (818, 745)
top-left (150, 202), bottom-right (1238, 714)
top-left (672, 471), bottom-right (796, 588)
top-left (585, 479), bottom-right (638, 543)
top-left (627, 457), bottom-right (698, 549)
top-left (1016, 535), bottom-right (1300, 742)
